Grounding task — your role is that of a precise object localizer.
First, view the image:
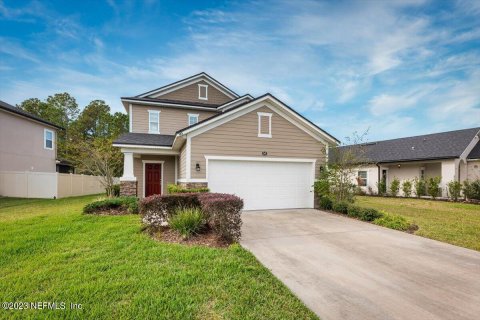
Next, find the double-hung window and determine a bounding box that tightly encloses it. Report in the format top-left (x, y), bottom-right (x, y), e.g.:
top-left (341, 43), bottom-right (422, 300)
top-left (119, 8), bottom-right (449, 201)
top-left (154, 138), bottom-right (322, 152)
top-left (148, 110), bottom-right (160, 134)
top-left (188, 113), bottom-right (199, 126)
top-left (357, 171), bottom-right (367, 186)
top-left (44, 129), bottom-right (54, 150)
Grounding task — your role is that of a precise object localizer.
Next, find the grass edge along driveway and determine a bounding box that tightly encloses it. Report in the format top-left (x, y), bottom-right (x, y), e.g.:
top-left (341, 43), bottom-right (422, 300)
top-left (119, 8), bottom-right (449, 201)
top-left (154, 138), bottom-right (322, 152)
top-left (356, 196), bottom-right (480, 251)
top-left (0, 195), bottom-right (317, 320)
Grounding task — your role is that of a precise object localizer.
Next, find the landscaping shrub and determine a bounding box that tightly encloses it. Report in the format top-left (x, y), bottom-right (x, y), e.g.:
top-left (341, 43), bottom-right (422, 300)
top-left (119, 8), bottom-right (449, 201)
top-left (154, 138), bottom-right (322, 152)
top-left (373, 213), bottom-right (412, 231)
top-left (313, 177), bottom-right (330, 198)
top-left (167, 184), bottom-right (209, 194)
top-left (402, 180), bottom-right (412, 197)
top-left (140, 194), bottom-right (200, 227)
top-left (447, 181), bottom-right (462, 201)
top-left (389, 177), bottom-right (400, 197)
top-left (347, 205), bottom-right (383, 221)
top-left (360, 208), bottom-right (383, 221)
top-left (198, 193), bottom-right (244, 242)
top-left (140, 192), bottom-right (244, 243)
top-left (463, 180), bottom-right (480, 201)
top-left (169, 207), bottom-right (206, 239)
top-left (332, 201), bottom-right (349, 214)
top-left (83, 196), bottom-right (138, 214)
top-left (413, 177), bottom-right (426, 197)
top-left (318, 196), bottom-right (333, 210)
top-left (377, 179), bottom-right (387, 196)
top-left (426, 176), bottom-right (442, 199)
top-left (346, 205), bottom-right (363, 218)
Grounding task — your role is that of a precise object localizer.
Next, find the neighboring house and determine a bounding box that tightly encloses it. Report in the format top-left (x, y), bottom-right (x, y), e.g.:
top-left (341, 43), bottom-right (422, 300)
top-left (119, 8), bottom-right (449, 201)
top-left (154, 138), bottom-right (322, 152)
top-left (113, 72), bottom-right (339, 210)
top-left (0, 100), bottom-right (63, 173)
top-left (337, 127), bottom-right (480, 197)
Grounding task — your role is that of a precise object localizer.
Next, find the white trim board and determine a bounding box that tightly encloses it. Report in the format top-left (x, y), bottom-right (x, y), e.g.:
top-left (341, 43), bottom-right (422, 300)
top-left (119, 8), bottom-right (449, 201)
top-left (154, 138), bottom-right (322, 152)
top-left (257, 112), bottom-right (272, 138)
top-left (198, 84), bottom-right (208, 100)
top-left (142, 160), bottom-right (164, 197)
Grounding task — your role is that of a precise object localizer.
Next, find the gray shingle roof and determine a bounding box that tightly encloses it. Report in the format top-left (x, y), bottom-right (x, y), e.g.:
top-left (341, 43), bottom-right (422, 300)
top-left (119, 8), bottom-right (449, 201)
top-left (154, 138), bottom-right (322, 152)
top-left (335, 127), bottom-right (480, 163)
top-left (113, 133), bottom-right (175, 147)
top-left (122, 96), bottom-right (222, 109)
top-left (0, 100), bottom-right (64, 129)
top-left (468, 141), bottom-right (480, 159)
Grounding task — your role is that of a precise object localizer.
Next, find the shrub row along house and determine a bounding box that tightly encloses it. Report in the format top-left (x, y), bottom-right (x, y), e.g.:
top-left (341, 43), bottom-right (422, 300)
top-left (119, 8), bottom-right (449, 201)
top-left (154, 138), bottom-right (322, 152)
top-left (338, 127), bottom-right (480, 197)
top-left (113, 72), bottom-right (339, 210)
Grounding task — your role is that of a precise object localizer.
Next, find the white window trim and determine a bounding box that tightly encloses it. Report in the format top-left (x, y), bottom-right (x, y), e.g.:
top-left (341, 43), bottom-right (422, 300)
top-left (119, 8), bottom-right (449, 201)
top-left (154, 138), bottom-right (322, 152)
top-left (358, 170), bottom-right (368, 187)
top-left (148, 110), bottom-right (160, 134)
top-left (44, 128), bottom-right (54, 150)
top-left (198, 84), bottom-right (208, 100)
top-left (188, 113), bottom-right (199, 126)
top-left (257, 112), bottom-right (272, 138)
top-left (142, 160), bottom-right (164, 197)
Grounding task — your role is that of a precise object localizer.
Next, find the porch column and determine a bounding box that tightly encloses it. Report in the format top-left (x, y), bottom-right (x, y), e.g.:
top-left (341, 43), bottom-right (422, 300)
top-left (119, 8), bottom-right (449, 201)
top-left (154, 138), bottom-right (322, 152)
top-left (120, 152), bottom-right (137, 196)
top-left (441, 160), bottom-right (455, 198)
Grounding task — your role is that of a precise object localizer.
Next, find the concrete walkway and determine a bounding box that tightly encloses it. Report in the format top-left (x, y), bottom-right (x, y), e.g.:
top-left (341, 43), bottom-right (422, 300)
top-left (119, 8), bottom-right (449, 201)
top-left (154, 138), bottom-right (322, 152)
top-left (241, 209), bottom-right (480, 320)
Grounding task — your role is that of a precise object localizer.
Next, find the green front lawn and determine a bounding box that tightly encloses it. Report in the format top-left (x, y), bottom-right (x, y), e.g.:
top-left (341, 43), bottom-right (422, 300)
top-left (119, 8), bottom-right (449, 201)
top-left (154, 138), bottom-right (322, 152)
top-left (0, 195), bottom-right (316, 320)
top-left (356, 196), bottom-right (480, 251)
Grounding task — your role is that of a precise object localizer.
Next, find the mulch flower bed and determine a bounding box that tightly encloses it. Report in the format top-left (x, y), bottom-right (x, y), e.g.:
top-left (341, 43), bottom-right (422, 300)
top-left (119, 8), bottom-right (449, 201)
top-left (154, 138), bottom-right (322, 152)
top-left (146, 227), bottom-right (229, 248)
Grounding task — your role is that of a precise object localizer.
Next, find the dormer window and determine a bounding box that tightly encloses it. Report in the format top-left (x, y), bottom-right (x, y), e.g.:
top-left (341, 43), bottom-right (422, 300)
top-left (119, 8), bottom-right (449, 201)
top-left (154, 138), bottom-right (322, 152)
top-left (148, 110), bottom-right (160, 134)
top-left (198, 84), bottom-right (208, 100)
top-left (257, 112), bottom-right (272, 138)
top-left (188, 113), bottom-right (199, 126)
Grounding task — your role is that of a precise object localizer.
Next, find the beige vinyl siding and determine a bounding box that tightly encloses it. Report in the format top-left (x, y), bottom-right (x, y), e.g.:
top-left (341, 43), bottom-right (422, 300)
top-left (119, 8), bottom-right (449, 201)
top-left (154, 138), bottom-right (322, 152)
top-left (179, 143), bottom-right (187, 179)
top-left (131, 104), bottom-right (217, 135)
top-left (159, 80), bottom-right (232, 105)
top-left (133, 155), bottom-right (176, 197)
top-left (190, 106), bottom-right (326, 179)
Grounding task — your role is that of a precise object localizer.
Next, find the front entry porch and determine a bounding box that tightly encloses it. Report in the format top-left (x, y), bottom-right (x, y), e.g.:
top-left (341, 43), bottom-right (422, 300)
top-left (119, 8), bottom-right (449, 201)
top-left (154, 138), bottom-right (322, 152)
top-left (120, 152), bottom-right (177, 197)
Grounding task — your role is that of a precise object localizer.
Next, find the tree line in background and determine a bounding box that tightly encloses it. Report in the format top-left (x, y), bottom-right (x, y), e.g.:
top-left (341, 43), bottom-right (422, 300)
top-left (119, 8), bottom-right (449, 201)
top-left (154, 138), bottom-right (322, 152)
top-left (18, 93), bottom-right (128, 189)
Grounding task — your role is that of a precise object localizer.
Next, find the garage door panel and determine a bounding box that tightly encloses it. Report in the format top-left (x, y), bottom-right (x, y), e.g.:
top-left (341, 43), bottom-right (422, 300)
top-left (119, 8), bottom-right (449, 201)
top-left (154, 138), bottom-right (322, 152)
top-left (208, 159), bottom-right (314, 210)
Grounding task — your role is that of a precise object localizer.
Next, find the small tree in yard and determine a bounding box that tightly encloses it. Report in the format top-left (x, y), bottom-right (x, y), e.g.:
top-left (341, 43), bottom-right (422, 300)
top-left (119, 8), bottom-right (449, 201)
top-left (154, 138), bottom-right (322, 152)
top-left (426, 176), bottom-right (442, 199)
top-left (402, 180), bottom-right (412, 197)
top-left (315, 131), bottom-right (369, 203)
top-left (389, 177), bottom-right (400, 197)
top-left (447, 181), bottom-right (462, 201)
top-left (413, 177), bottom-right (426, 197)
top-left (71, 138), bottom-right (122, 197)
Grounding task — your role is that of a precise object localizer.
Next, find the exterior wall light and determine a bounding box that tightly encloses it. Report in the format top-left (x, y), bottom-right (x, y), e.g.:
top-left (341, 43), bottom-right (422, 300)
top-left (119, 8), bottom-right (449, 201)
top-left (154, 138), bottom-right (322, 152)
top-left (195, 163), bottom-right (201, 171)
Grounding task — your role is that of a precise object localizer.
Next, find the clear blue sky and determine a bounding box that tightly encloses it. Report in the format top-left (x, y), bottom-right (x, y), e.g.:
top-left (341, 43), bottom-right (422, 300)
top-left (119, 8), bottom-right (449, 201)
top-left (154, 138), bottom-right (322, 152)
top-left (1, 0), bottom-right (479, 142)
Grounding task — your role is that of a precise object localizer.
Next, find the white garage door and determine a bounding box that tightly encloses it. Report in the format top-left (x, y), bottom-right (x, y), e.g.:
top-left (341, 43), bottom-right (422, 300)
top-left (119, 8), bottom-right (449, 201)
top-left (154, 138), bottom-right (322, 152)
top-left (208, 159), bottom-right (315, 210)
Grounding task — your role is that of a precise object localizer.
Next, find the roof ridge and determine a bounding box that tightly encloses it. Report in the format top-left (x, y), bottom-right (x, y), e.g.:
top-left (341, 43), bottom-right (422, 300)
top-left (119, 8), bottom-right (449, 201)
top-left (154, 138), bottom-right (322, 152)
top-left (343, 127), bottom-right (480, 146)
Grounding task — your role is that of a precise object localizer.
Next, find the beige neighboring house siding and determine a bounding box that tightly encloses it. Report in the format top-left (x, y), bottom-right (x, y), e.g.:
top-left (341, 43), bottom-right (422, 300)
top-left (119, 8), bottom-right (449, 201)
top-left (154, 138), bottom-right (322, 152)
top-left (159, 80), bottom-right (232, 105)
top-left (0, 110), bottom-right (57, 172)
top-left (133, 155), bottom-right (176, 197)
top-left (131, 104), bottom-right (217, 135)
top-left (190, 105), bottom-right (326, 179)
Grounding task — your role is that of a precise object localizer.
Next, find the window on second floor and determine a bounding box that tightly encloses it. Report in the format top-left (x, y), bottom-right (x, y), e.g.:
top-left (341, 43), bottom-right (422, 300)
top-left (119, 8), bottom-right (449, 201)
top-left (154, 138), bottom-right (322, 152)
top-left (44, 129), bottom-right (54, 150)
top-left (198, 84), bottom-right (208, 100)
top-left (188, 113), bottom-right (199, 126)
top-left (257, 112), bottom-right (272, 138)
top-left (357, 171), bottom-right (367, 186)
top-left (148, 110), bottom-right (160, 134)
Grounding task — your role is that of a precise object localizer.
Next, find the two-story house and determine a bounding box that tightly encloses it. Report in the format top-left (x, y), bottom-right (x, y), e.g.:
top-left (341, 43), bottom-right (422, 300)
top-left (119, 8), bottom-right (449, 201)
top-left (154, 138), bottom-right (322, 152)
top-left (113, 73), bottom-right (339, 210)
top-left (0, 100), bottom-right (62, 173)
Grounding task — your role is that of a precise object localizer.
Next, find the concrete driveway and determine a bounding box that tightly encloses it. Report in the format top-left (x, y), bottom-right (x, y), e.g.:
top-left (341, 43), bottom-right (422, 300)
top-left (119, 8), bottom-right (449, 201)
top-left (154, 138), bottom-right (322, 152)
top-left (241, 209), bottom-right (480, 320)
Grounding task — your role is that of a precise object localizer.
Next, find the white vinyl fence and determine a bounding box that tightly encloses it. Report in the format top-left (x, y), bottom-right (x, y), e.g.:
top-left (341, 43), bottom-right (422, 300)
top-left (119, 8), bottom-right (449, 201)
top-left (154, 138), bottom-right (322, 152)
top-left (0, 171), bottom-right (118, 199)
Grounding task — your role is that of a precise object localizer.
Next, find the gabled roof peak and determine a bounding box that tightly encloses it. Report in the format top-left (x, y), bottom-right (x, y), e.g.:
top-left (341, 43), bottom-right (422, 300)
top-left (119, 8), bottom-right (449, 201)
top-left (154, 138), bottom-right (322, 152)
top-left (136, 72), bottom-right (239, 100)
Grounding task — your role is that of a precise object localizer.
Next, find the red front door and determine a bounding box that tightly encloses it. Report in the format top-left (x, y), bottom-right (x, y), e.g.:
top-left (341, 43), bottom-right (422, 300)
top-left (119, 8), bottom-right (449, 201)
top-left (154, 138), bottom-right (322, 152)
top-left (145, 163), bottom-right (162, 197)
